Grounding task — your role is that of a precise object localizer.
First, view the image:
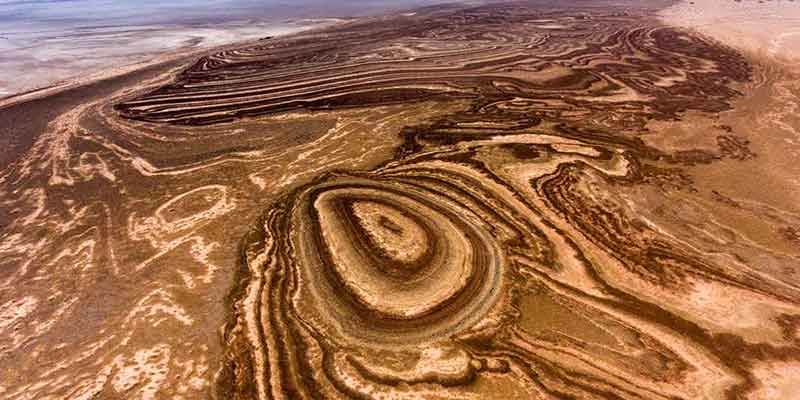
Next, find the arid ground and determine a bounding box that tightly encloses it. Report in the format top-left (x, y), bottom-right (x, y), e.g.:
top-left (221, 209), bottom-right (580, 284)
top-left (1, 0), bottom-right (799, 399)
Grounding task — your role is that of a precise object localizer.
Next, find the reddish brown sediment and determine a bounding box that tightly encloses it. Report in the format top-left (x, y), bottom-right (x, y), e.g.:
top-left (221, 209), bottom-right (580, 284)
top-left (186, 3), bottom-right (797, 400)
top-left (2, 1), bottom-right (800, 399)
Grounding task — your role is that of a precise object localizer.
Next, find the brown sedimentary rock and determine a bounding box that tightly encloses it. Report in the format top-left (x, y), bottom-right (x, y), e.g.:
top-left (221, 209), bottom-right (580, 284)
top-left (131, 3), bottom-right (797, 400)
top-left (2, 1), bottom-right (800, 399)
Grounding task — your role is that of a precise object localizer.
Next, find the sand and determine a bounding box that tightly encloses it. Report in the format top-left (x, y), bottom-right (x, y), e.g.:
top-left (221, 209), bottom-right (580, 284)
top-left (659, 0), bottom-right (800, 65)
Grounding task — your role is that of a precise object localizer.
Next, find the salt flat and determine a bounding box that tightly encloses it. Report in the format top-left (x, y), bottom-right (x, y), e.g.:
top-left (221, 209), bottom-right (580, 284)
top-left (0, 0), bottom-right (446, 97)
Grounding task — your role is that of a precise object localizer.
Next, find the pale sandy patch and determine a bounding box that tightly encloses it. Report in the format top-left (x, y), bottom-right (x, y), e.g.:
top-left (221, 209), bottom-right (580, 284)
top-left (659, 0), bottom-right (800, 65)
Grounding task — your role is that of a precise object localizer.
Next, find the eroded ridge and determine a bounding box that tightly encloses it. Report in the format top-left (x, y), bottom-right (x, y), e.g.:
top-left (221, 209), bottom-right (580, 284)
top-left (152, 4), bottom-right (800, 400)
top-left (116, 4), bottom-right (748, 127)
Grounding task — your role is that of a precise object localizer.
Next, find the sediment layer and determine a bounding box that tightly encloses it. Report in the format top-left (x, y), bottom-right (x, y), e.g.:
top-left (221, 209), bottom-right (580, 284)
top-left (2, 1), bottom-right (800, 399)
top-left (131, 3), bottom-right (799, 399)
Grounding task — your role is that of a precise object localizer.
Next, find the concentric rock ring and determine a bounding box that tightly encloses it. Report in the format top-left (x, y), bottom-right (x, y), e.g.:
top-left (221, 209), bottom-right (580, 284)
top-left (204, 4), bottom-right (771, 399)
top-left (292, 175), bottom-right (504, 344)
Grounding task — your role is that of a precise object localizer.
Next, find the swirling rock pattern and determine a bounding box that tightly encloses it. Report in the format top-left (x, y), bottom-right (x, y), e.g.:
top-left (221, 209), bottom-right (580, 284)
top-left (2, 1), bottom-right (800, 399)
top-left (168, 3), bottom-right (799, 400)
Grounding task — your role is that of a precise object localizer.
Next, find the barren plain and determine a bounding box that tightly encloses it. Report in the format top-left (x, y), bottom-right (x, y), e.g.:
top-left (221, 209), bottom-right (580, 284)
top-left (1, 1), bottom-right (799, 399)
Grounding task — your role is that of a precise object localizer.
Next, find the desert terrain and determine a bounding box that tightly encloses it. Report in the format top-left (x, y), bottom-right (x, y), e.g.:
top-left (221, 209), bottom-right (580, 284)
top-left (0, 0), bottom-right (448, 98)
top-left (1, 0), bottom-right (799, 399)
